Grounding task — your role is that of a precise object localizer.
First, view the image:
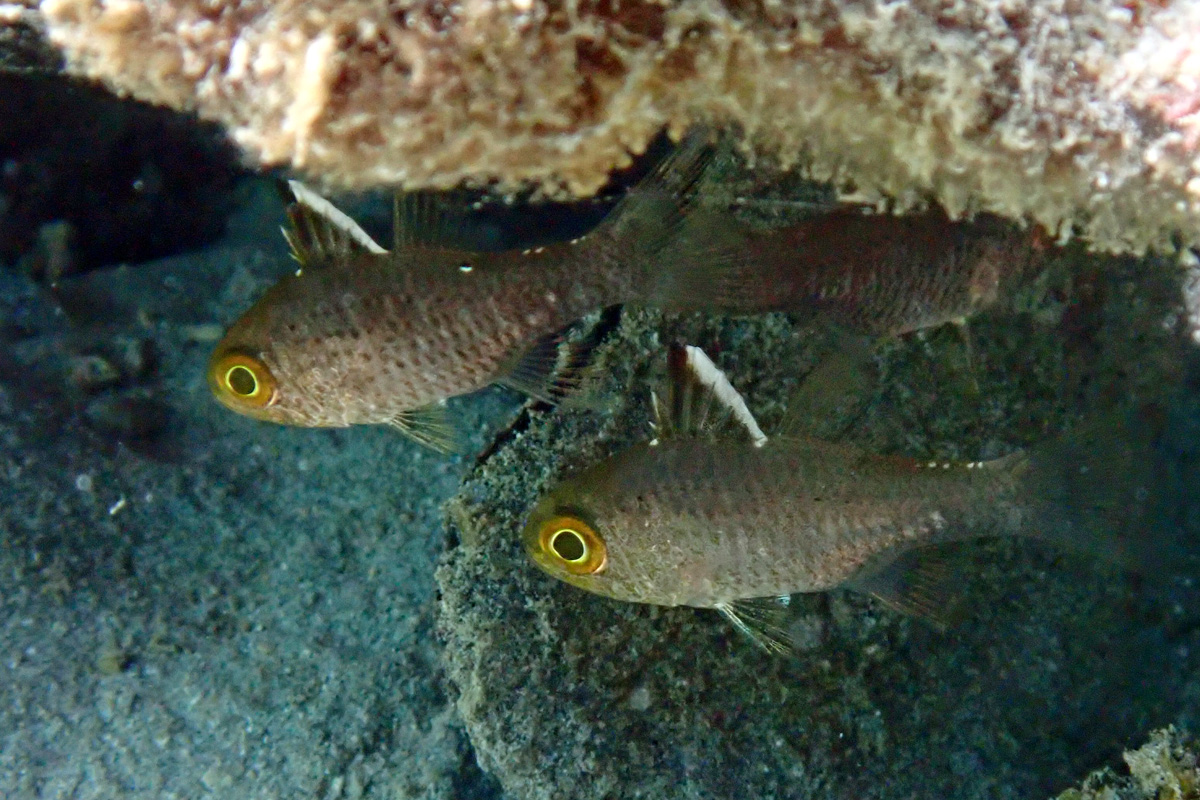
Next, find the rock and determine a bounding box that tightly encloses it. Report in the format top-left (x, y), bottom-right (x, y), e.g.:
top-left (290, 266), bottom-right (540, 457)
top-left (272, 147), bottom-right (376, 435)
top-left (437, 242), bottom-right (1200, 799)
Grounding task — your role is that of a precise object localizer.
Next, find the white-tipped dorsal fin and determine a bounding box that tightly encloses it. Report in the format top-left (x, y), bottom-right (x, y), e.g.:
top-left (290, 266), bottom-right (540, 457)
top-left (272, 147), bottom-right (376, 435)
top-left (283, 180), bottom-right (387, 267)
top-left (650, 343), bottom-right (767, 446)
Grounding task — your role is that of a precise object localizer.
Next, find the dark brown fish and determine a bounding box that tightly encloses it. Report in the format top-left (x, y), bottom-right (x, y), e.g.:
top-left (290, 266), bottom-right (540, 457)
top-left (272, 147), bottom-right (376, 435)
top-left (208, 132), bottom-right (1047, 449)
top-left (683, 205), bottom-right (1045, 335)
top-left (208, 137), bottom-right (716, 449)
top-left (523, 344), bottom-right (1155, 650)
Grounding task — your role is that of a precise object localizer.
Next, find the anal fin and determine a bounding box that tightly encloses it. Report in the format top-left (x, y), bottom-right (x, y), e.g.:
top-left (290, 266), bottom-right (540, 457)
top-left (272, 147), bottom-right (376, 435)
top-left (716, 596), bottom-right (796, 655)
top-left (386, 402), bottom-right (459, 453)
top-left (845, 549), bottom-right (960, 629)
top-left (497, 331), bottom-right (595, 406)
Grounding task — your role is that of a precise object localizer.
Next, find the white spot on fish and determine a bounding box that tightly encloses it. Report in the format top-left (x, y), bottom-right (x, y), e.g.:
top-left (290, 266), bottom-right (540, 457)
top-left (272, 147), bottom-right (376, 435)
top-left (459, 264), bottom-right (473, 272)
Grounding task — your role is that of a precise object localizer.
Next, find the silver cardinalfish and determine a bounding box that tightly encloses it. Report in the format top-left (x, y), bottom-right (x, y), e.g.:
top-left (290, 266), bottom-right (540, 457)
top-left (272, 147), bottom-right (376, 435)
top-left (208, 135), bottom-right (717, 450)
top-left (523, 343), bottom-right (1156, 651)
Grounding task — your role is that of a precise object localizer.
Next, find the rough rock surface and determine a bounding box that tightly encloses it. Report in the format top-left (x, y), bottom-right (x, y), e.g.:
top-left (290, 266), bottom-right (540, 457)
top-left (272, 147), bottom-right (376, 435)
top-left (23, 0), bottom-right (1200, 252)
top-left (437, 245), bottom-right (1200, 798)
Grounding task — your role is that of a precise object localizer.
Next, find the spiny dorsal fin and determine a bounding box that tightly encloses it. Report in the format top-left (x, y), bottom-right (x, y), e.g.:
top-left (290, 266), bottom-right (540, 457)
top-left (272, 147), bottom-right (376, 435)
top-left (716, 596), bottom-right (796, 655)
top-left (650, 343), bottom-right (767, 446)
top-left (385, 402), bottom-right (460, 453)
top-left (284, 181), bottom-right (387, 267)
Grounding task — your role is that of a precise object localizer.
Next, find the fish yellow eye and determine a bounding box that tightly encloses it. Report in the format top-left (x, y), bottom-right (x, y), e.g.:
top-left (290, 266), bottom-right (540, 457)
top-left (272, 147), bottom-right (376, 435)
top-left (209, 351), bottom-right (278, 409)
top-left (538, 515), bottom-right (607, 575)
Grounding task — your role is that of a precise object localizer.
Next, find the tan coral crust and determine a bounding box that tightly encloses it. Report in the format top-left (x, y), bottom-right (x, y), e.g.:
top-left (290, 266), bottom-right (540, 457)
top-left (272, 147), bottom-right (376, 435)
top-left (36, 0), bottom-right (1200, 253)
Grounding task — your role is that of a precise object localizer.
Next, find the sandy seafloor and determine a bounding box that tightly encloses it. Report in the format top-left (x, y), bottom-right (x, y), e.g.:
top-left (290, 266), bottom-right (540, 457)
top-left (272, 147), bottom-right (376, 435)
top-left (5, 148), bottom-right (1200, 800)
top-left (0, 182), bottom-right (508, 799)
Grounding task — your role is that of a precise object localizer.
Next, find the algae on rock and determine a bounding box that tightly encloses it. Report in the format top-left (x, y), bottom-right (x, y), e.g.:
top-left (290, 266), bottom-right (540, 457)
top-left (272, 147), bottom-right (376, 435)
top-left (1058, 728), bottom-right (1200, 800)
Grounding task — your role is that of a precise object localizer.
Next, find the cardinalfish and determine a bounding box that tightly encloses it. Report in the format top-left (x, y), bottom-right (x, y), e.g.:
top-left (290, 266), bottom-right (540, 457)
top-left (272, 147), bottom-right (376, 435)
top-left (208, 131), bottom-right (1047, 450)
top-left (207, 131), bottom-right (729, 450)
top-left (207, 133), bottom-right (720, 450)
top-left (523, 343), bottom-right (1160, 652)
top-left (695, 206), bottom-right (1046, 335)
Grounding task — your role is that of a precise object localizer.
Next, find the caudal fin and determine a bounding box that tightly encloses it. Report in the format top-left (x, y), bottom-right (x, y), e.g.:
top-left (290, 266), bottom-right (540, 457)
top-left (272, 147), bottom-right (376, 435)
top-left (596, 128), bottom-right (716, 256)
top-left (1022, 403), bottom-right (1176, 574)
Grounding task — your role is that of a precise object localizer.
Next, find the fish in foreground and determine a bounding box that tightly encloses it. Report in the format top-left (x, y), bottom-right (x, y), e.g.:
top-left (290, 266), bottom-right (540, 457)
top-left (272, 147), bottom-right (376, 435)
top-left (207, 134), bottom-right (719, 450)
top-left (522, 343), bottom-right (1160, 652)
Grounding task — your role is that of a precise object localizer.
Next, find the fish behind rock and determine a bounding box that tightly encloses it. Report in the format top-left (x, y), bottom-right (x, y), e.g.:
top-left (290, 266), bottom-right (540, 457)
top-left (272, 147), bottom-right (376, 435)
top-left (208, 134), bottom-right (721, 449)
top-left (682, 204), bottom-right (1046, 336)
top-left (522, 343), bottom-right (1162, 651)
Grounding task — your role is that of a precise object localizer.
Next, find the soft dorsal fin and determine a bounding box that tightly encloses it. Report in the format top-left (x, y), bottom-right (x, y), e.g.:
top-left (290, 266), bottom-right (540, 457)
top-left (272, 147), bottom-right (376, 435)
top-left (595, 129), bottom-right (715, 255)
top-left (283, 181), bottom-right (387, 267)
top-left (392, 190), bottom-right (467, 250)
top-left (778, 327), bottom-right (877, 440)
top-left (650, 343), bottom-right (767, 446)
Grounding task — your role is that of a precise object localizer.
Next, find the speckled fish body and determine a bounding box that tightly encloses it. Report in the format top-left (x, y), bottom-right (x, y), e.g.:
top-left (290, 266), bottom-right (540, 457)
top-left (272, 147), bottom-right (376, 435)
top-left (208, 136), bottom-right (715, 444)
top-left (213, 240), bottom-right (633, 428)
top-left (699, 208), bottom-right (1041, 335)
top-left (526, 434), bottom-right (1025, 609)
top-left (523, 344), bottom-right (1153, 630)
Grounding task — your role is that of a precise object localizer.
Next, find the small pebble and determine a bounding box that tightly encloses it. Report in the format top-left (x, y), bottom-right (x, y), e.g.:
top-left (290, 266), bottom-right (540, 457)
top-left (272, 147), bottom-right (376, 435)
top-left (66, 354), bottom-right (121, 392)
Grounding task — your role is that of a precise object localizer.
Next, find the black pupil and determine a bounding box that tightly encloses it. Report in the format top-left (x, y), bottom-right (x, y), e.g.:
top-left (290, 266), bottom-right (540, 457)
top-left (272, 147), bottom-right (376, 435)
top-left (551, 530), bottom-right (586, 562)
top-left (227, 365), bottom-right (258, 396)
